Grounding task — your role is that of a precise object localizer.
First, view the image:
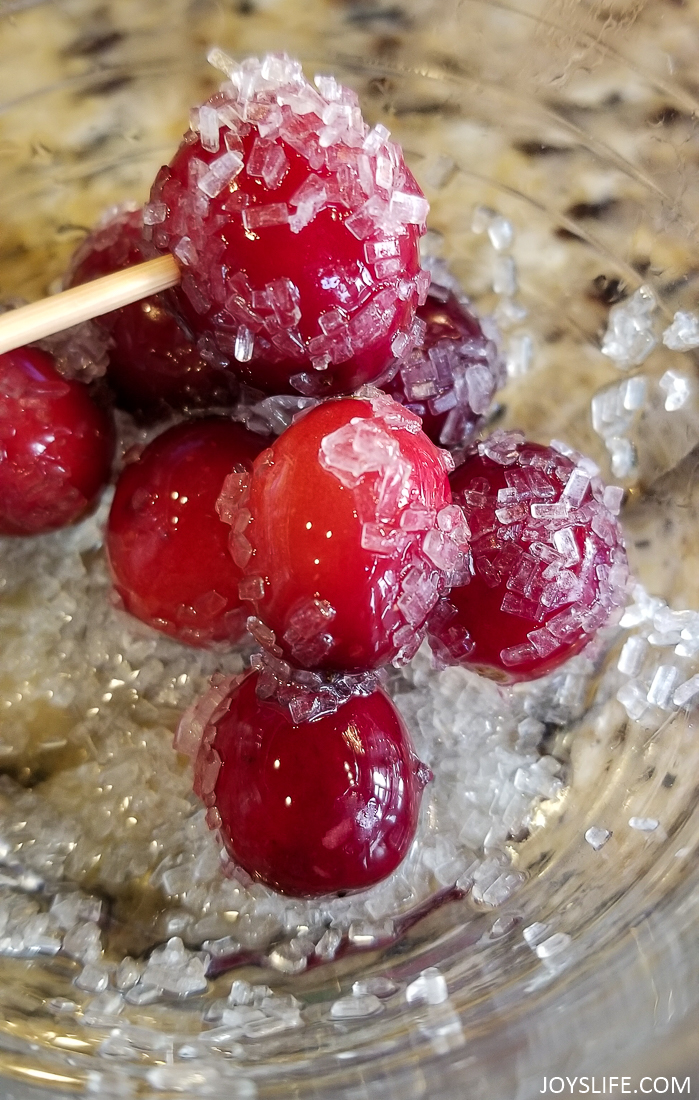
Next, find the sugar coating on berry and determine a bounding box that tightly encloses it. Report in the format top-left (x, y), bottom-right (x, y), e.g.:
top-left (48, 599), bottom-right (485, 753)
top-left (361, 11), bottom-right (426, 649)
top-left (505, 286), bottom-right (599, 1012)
top-left (219, 388), bottom-right (469, 671)
top-left (106, 418), bottom-right (269, 647)
top-left (146, 52), bottom-right (429, 396)
top-left (383, 259), bottom-right (506, 448)
top-left (178, 670), bottom-right (430, 897)
top-left (66, 204), bottom-right (239, 418)
top-left (0, 347), bottom-right (114, 536)
top-left (250, 648), bottom-right (386, 724)
top-left (427, 431), bottom-right (629, 681)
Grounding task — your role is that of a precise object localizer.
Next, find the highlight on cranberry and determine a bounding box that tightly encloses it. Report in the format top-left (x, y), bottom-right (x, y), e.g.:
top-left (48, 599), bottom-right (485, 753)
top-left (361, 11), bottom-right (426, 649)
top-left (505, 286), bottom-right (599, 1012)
top-left (427, 431), bottom-right (629, 682)
top-left (146, 51), bottom-right (430, 398)
top-left (218, 387), bottom-right (470, 672)
top-left (106, 417), bottom-right (269, 647)
top-left (0, 346), bottom-right (114, 536)
top-left (383, 261), bottom-right (506, 449)
top-left (66, 205), bottom-right (240, 419)
top-left (177, 670), bottom-right (430, 897)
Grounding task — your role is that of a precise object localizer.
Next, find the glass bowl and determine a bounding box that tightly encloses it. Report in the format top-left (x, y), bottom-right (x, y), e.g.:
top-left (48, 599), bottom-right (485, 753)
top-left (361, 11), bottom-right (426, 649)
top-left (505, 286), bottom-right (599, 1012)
top-left (1, 0), bottom-right (699, 1096)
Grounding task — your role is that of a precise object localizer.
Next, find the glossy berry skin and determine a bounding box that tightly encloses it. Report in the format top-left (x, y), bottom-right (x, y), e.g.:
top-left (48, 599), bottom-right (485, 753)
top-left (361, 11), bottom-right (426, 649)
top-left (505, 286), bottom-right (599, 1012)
top-left (107, 418), bottom-right (269, 647)
top-left (225, 391), bottom-right (468, 672)
top-left (427, 432), bottom-right (629, 682)
top-left (0, 347), bottom-right (114, 536)
top-left (66, 206), bottom-right (239, 419)
top-left (383, 284), bottom-right (505, 449)
top-left (194, 672), bottom-right (430, 897)
top-left (148, 55), bottom-right (429, 397)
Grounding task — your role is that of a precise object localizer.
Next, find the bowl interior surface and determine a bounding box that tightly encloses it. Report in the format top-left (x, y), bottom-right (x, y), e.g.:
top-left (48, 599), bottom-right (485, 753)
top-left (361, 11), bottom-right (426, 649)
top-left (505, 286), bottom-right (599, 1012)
top-left (1, 1), bottom-right (699, 1096)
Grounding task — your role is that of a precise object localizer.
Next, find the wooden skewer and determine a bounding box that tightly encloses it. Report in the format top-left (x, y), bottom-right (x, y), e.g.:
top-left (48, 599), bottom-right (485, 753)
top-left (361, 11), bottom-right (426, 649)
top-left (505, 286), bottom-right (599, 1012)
top-left (0, 254), bottom-right (181, 356)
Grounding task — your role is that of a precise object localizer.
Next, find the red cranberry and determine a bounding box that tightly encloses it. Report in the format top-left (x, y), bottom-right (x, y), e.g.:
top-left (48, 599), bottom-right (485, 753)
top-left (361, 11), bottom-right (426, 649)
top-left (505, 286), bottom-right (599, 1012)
top-left (427, 431), bottom-right (629, 682)
top-left (107, 418), bottom-right (269, 647)
top-left (0, 347), bottom-right (114, 536)
top-left (192, 671), bottom-right (430, 897)
top-left (147, 53), bottom-right (430, 397)
top-left (66, 206), bottom-right (239, 418)
top-left (220, 389), bottom-right (469, 671)
top-left (383, 273), bottom-right (505, 448)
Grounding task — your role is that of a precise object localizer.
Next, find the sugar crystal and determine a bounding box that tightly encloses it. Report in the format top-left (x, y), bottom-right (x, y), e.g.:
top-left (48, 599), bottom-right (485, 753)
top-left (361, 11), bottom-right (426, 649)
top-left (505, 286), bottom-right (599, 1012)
top-left (198, 105), bottom-right (220, 153)
top-left (659, 369), bottom-right (691, 411)
top-left (493, 255), bottom-right (517, 296)
top-left (76, 962), bottom-right (110, 993)
top-left (646, 664), bottom-right (682, 709)
top-left (585, 826), bottom-right (611, 851)
top-left (242, 203), bottom-right (289, 230)
top-left (629, 817), bottom-right (659, 832)
top-left (601, 286), bottom-right (657, 368)
top-left (352, 976), bottom-right (397, 998)
top-left (523, 922), bottom-right (549, 946)
top-left (330, 994), bottom-right (382, 1019)
top-left (535, 932), bottom-right (571, 959)
top-left (674, 674), bottom-right (699, 707)
top-left (617, 635), bottom-right (648, 676)
top-left (506, 333), bottom-right (533, 377)
top-left (662, 310), bottom-right (699, 351)
top-left (607, 436), bottom-right (636, 479)
top-left (234, 325), bottom-right (255, 363)
top-left (405, 967), bottom-right (448, 1005)
top-left (198, 151), bottom-right (244, 198)
top-left (488, 216), bottom-right (514, 251)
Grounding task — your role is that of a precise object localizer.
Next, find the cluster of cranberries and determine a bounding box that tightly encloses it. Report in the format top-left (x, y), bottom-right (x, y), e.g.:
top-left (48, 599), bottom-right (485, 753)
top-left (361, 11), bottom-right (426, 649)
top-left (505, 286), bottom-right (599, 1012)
top-left (0, 53), bottom-right (629, 899)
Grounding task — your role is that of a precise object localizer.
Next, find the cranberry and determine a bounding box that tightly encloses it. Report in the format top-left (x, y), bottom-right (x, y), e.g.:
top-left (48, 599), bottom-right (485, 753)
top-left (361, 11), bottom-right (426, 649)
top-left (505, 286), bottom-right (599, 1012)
top-left (427, 431), bottom-right (629, 682)
top-left (147, 53), bottom-right (430, 397)
top-left (383, 273), bottom-right (506, 449)
top-left (220, 389), bottom-right (469, 671)
top-left (107, 418), bottom-right (269, 647)
top-left (0, 347), bottom-right (114, 536)
top-left (66, 206), bottom-right (239, 418)
top-left (192, 671), bottom-right (430, 896)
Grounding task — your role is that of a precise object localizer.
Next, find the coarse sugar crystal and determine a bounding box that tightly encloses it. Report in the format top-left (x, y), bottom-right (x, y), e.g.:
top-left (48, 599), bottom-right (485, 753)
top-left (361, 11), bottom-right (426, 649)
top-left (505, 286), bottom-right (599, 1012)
top-left (659, 369), bottom-right (691, 411)
top-left (646, 664), bottom-right (682, 709)
top-left (629, 817), bottom-right (659, 832)
top-left (75, 962), bottom-right (110, 993)
top-left (535, 932), bottom-right (571, 959)
top-left (522, 922), bottom-right (549, 947)
top-left (674, 674), bottom-right (699, 707)
top-left (617, 679), bottom-right (649, 722)
top-left (662, 310), bottom-right (699, 351)
top-left (607, 437), bottom-right (637, 479)
top-left (82, 991), bottom-right (125, 1027)
top-left (493, 255), bottom-right (517, 296)
top-left (330, 993), bottom-right (382, 1019)
top-left (601, 286), bottom-right (657, 368)
top-left (585, 827), bottom-right (612, 851)
top-left (487, 215), bottom-right (514, 252)
top-left (405, 967), bottom-right (448, 1005)
top-left (352, 975), bottom-right (398, 998)
top-left (617, 635), bottom-right (648, 676)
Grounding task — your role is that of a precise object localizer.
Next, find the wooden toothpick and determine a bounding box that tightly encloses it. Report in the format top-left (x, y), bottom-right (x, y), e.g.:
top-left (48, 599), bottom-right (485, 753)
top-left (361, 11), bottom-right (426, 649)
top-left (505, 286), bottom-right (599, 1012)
top-left (0, 254), bottom-right (181, 355)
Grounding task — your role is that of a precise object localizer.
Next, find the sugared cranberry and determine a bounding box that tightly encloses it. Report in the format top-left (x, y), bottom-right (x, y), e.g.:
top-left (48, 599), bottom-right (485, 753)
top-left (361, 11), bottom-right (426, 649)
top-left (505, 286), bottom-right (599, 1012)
top-left (427, 431), bottom-right (629, 682)
top-left (190, 671), bottom-right (430, 896)
top-left (384, 268), bottom-right (505, 448)
top-left (66, 206), bottom-right (239, 418)
top-left (220, 389), bottom-right (469, 671)
top-left (147, 52), bottom-right (430, 397)
top-left (0, 347), bottom-right (114, 536)
top-left (107, 418), bottom-right (269, 647)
